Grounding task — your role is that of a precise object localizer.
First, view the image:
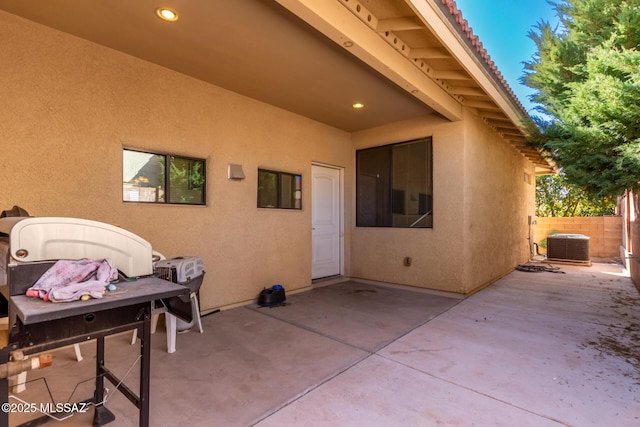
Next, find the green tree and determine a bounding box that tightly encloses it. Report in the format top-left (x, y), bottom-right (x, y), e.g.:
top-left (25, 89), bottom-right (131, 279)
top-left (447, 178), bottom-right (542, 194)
top-left (536, 173), bottom-right (616, 217)
top-left (523, 0), bottom-right (640, 198)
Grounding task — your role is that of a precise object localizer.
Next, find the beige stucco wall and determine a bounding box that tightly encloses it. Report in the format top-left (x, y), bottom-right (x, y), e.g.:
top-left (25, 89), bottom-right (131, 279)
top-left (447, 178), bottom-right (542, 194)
top-left (462, 112), bottom-right (536, 292)
top-left (350, 111), bottom-right (536, 294)
top-left (351, 116), bottom-right (466, 293)
top-left (0, 12), bottom-right (353, 312)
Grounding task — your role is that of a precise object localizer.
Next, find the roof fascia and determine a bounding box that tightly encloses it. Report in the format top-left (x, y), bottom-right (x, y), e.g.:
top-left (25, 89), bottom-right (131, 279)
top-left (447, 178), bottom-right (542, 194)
top-left (406, 0), bottom-right (526, 127)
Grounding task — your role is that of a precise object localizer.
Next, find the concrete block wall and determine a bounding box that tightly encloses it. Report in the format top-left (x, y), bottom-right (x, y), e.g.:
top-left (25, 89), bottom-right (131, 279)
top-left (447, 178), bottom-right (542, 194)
top-left (535, 216), bottom-right (622, 258)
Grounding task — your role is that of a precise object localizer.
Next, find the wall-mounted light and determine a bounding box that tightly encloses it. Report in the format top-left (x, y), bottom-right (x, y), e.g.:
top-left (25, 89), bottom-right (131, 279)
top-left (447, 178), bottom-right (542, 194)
top-left (352, 102), bottom-right (365, 109)
top-left (156, 7), bottom-right (179, 22)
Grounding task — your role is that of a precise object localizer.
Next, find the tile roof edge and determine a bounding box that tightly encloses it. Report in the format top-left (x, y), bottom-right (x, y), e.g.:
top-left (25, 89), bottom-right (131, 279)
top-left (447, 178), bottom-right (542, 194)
top-left (438, 0), bottom-right (528, 117)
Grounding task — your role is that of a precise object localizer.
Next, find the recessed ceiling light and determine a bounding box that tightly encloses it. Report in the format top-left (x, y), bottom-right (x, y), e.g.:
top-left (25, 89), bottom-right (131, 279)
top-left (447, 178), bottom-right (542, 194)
top-left (352, 102), bottom-right (365, 109)
top-left (156, 7), bottom-right (179, 22)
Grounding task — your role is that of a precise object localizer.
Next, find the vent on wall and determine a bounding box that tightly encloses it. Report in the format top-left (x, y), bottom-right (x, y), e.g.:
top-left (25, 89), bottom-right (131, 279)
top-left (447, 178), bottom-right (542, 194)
top-left (546, 234), bottom-right (591, 265)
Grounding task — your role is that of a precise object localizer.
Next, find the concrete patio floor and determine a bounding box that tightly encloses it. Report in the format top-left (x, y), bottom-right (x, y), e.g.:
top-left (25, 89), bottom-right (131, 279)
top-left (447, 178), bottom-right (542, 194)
top-left (8, 262), bottom-right (640, 426)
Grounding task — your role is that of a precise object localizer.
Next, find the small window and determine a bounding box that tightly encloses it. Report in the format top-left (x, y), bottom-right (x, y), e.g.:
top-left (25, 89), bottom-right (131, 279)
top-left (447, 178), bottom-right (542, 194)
top-left (356, 137), bottom-right (432, 228)
top-left (257, 169), bottom-right (302, 209)
top-left (123, 149), bottom-right (206, 205)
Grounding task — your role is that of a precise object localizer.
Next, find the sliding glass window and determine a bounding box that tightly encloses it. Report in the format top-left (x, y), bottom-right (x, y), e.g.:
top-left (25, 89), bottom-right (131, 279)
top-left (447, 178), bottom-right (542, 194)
top-left (356, 138), bottom-right (432, 228)
top-left (122, 149), bottom-right (206, 205)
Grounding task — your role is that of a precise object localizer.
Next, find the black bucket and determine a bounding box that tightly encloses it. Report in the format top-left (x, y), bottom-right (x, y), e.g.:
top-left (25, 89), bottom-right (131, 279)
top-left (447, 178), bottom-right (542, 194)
top-left (258, 285), bottom-right (286, 307)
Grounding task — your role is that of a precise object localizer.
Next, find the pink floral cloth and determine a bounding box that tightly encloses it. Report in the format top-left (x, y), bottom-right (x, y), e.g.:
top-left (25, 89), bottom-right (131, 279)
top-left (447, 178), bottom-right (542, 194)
top-left (27, 259), bottom-right (118, 302)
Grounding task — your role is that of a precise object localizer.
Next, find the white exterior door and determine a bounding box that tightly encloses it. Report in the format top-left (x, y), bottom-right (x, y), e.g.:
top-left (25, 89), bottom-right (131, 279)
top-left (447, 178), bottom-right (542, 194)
top-left (312, 165), bottom-right (341, 279)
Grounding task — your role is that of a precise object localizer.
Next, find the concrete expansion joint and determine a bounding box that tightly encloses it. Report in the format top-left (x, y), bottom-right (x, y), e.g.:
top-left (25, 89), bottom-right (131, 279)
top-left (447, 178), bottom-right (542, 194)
top-left (250, 351), bottom-right (374, 426)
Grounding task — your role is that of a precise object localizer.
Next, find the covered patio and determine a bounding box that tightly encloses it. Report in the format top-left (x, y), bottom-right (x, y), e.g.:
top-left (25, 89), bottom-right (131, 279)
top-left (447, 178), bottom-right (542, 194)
top-left (10, 262), bottom-right (639, 426)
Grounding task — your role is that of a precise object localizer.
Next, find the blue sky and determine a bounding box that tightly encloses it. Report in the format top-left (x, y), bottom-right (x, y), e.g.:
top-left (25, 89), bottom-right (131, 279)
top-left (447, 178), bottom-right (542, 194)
top-left (452, 0), bottom-right (560, 114)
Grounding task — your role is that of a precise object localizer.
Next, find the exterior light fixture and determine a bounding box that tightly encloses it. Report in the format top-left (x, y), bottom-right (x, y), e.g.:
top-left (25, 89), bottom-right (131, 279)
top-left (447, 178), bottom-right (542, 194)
top-left (352, 102), bottom-right (365, 109)
top-left (156, 7), bottom-right (179, 22)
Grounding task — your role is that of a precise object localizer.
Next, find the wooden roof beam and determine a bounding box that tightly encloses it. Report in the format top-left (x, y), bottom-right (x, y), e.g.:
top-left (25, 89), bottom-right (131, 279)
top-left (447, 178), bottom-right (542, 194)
top-left (480, 112), bottom-right (510, 120)
top-left (409, 47), bottom-right (451, 59)
top-left (432, 70), bottom-right (471, 80)
top-left (450, 86), bottom-right (485, 96)
top-left (486, 118), bottom-right (514, 127)
top-left (463, 100), bottom-right (499, 110)
top-left (376, 17), bottom-right (425, 32)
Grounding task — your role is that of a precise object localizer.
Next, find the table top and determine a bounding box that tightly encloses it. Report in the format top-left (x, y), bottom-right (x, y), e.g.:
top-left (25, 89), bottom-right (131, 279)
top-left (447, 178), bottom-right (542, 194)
top-left (7, 277), bottom-right (187, 325)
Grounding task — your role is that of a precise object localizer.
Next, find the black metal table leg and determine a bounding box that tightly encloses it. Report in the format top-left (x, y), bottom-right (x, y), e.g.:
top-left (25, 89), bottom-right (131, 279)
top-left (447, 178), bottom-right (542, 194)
top-left (0, 351), bottom-right (8, 427)
top-left (139, 310), bottom-right (151, 427)
top-left (93, 337), bottom-right (115, 426)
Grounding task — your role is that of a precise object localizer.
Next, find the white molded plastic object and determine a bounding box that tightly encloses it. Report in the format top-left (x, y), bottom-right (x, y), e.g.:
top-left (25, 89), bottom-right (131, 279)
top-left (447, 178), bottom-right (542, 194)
top-left (7, 217), bottom-right (153, 278)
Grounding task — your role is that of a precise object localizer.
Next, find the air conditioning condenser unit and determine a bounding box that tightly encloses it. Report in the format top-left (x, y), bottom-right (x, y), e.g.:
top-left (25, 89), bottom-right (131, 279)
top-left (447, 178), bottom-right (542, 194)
top-left (546, 234), bottom-right (591, 265)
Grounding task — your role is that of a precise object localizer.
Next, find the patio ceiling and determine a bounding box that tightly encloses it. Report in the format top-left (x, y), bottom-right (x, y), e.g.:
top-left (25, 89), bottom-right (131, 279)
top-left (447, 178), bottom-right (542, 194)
top-left (0, 0), bottom-right (552, 172)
